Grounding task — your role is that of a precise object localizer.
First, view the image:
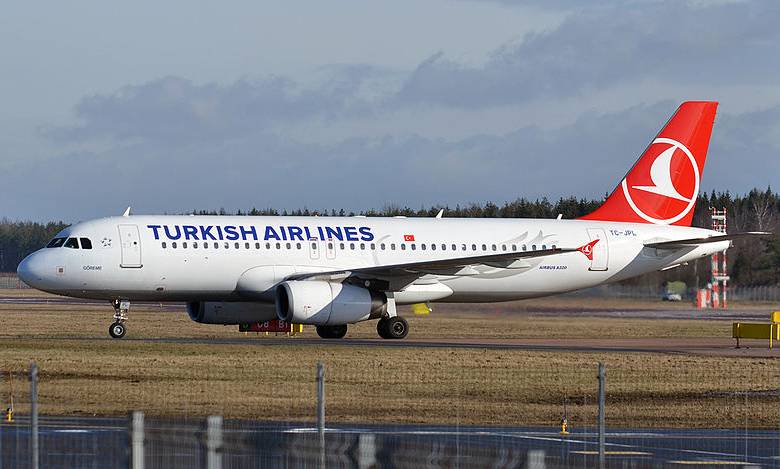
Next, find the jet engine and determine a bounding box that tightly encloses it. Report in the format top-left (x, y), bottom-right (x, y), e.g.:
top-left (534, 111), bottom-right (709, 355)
top-left (275, 280), bottom-right (386, 325)
top-left (186, 301), bottom-right (277, 324)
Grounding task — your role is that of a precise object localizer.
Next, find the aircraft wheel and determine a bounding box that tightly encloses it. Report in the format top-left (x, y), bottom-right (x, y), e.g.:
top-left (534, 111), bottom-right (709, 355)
top-left (376, 318), bottom-right (390, 339)
top-left (316, 324), bottom-right (348, 339)
top-left (386, 316), bottom-right (408, 339)
top-left (109, 322), bottom-right (126, 339)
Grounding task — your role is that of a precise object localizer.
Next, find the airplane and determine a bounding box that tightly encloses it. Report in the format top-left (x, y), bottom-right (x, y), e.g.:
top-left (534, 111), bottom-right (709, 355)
top-left (16, 101), bottom-right (770, 340)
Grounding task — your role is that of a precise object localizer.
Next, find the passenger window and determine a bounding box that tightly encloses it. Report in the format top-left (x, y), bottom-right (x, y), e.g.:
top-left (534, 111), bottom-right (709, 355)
top-left (265, 243), bottom-right (270, 249)
top-left (542, 244), bottom-right (546, 250)
top-left (512, 244), bottom-right (517, 252)
top-left (380, 243), bottom-right (386, 250)
top-left (422, 244), bottom-right (427, 250)
top-left (245, 242), bottom-right (250, 249)
top-left (552, 244), bottom-right (557, 249)
top-left (350, 243), bottom-right (355, 250)
top-left (431, 244), bottom-right (436, 251)
top-left (214, 242), bottom-right (219, 249)
top-left (522, 245), bottom-right (527, 251)
top-left (340, 243), bottom-right (345, 250)
top-left (64, 238), bottom-right (79, 249)
top-left (203, 242), bottom-right (208, 249)
top-left (46, 238), bottom-right (66, 248)
top-left (312, 243), bottom-right (317, 250)
top-left (193, 242), bottom-right (198, 249)
top-left (491, 244), bottom-right (497, 251)
top-left (461, 244), bottom-right (466, 251)
top-left (401, 244), bottom-right (406, 250)
top-left (532, 244), bottom-right (537, 251)
top-left (390, 244), bottom-right (396, 250)
top-left (481, 244), bottom-right (487, 251)
top-left (501, 245), bottom-right (506, 251)
top-left (162, 242), bottom-right (167, 249)
top-left (360, 243), bottom-right (365, 250)
top-left (225, 242), bottom-right (230, 249)
top-left (182, 242), bottom-right (188, 248)
top-left (80, 238), bottom-right (93, 249)
top-left (172, 242), bottom-right (178, 249)
top-left (236, 242), bottom-right (241, 249)
top-left (255, 243), bottom-right (260, 249)
top-left (328, 242), bottom-right (334, 250)
top-left (370, 243), bottom-right (375, 250)
top-left (411, 244), bottom-right (416, 251)
top-left (296, 243), bottom-right (301, 249)
top-left (285, 243), bottom-right (291, 249)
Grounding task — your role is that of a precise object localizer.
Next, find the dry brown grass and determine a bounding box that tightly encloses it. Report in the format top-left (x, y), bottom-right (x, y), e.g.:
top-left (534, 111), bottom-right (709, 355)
top-left (0, 301), bottom-right (779, 428)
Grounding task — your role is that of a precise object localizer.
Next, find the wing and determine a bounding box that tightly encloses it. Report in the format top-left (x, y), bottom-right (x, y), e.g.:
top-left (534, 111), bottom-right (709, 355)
top-left (288, 247), bottom-right (578, 291)
top-left (644, 232), bottom-right (772, 250)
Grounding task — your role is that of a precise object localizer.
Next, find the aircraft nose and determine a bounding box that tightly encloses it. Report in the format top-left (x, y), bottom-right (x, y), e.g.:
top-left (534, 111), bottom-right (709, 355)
top-left (17, 252), bottom-right (44, 288)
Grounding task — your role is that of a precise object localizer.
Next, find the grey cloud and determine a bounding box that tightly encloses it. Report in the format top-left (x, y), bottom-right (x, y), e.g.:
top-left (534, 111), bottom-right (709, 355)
top-left (45, 68), bottom-right (391, 144)
top-left (8, 101), bottom-right (777, 221)
top-left (397, 0), bottom-right (780, 108)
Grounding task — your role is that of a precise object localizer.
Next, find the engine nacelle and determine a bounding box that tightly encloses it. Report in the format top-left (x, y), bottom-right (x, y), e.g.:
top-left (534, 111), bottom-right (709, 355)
top-left (186, 301), bottom-right (277, 324)
top-left (275, 281), bottom-right (386, 325)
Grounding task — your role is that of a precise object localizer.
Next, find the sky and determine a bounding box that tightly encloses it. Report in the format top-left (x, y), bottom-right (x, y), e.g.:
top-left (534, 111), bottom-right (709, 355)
top-left (1, 0), bottom-right (778, 222)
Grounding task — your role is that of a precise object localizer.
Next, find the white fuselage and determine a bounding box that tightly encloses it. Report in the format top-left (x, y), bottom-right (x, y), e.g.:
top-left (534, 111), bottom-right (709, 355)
top-left (18, 215), bottom-right (727, 305)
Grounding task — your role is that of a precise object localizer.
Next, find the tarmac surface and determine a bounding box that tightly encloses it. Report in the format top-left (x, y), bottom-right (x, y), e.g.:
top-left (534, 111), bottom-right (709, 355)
top-left (1, 416), bottom-right (778, 468)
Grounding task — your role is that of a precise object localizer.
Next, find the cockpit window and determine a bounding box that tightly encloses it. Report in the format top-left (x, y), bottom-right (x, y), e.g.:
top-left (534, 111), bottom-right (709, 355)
top-left (46, 238), bottom-right (66, 248)
top-left (80, 238), bottom-right (93, 249)
top-left (64, 238), bottom-right (80, 249)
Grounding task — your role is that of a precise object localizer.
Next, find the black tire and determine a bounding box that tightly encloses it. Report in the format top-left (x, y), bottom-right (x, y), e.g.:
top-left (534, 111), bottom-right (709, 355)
top-left (316, 324), bottom-right (348, 339)
top-left (376, 318), bottom-right (390, 339)
top-left (383, 317), bottom-right (409, 339)
top-left (109, 322), bottom-right (126, 339)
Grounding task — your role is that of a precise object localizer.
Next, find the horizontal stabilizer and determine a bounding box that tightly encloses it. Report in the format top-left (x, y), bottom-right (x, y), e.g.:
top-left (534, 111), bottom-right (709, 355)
top-left (644, 232), bottom-right (772, 250)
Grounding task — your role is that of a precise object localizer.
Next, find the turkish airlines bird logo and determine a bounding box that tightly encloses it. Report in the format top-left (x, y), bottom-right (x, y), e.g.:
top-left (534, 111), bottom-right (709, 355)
top-left (621, 137), bottom-right (700, 225)
top-left (578, 239), bottom-right (599, 260)
top-left (631, 144), bottom-right (693, 203)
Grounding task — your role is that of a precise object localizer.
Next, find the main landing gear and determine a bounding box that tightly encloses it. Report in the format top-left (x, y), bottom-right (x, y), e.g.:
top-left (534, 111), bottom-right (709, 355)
top-left (376, 293), bottom-right (408, 339)
top-left (377, 316), bottom-right (408, 339)
top-left (109, 300), bottom-right (129, 339)
top-left (316, 324), bottom-right (348, 339)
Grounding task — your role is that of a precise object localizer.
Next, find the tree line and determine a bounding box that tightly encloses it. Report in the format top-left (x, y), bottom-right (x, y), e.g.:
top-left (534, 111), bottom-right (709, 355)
top-left (2, 188), bottom-right (777, 287)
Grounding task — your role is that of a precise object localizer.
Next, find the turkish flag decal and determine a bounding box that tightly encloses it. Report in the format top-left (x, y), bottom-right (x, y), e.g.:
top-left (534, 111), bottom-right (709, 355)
top-left (403, 234), bottom-right (415, 242)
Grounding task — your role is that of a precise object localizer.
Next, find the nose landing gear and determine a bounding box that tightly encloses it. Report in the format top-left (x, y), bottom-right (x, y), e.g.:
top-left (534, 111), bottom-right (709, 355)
top-left (109, 300), bottom-right (129, 339)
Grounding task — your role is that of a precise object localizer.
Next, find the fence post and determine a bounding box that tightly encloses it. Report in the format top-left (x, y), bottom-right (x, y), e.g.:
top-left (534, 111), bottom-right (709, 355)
top-left (206, 415), bottom-right (222, 469)
top-left (316, 362), bottom-right (325, 468)
top-left (358, 434), bottom-right (376, 469)
top-left (527, 449), bottom-right (546, 469)
top-left (29, 362), bottom-right (38, 469)
top-left (131, 411), bottom-right (144, 469)
top-left (597, 362), bottom-right (605, 469)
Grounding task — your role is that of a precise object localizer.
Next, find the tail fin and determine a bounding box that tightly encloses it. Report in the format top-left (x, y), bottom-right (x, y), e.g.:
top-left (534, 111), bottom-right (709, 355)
top-left (580, 101), bottom-right (718, 226)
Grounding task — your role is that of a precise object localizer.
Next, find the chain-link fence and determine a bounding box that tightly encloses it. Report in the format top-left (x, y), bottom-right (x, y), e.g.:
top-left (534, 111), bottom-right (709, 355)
top-left (0, 274), bottom-right (29, 289)
top-left (2, 360), bottom-right (780, 468)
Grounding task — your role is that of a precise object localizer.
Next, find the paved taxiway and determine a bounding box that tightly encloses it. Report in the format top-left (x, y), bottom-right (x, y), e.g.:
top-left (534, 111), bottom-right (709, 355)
top-left (2, 417), bottom-right (778, 468)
